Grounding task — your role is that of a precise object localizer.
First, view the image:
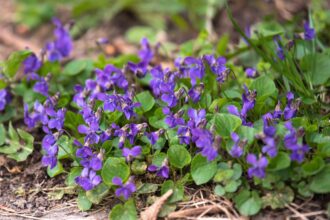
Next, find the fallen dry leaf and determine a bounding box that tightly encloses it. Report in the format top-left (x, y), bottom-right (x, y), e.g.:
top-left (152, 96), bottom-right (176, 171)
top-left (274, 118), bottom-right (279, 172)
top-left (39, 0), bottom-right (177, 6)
top-left (140, 189), bottom-right (173, 220)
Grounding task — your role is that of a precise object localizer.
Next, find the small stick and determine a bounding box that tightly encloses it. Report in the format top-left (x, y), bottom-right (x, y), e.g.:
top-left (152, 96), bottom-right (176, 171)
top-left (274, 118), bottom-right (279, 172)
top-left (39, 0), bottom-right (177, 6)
top-left (168, 205), bottom-right (231, 219)
top-left (285, 205), bottom-right (308, 220)
top-left (0, 29), bottom-right (39, 53)
top-left (140, 189), bottom-right (173, 220)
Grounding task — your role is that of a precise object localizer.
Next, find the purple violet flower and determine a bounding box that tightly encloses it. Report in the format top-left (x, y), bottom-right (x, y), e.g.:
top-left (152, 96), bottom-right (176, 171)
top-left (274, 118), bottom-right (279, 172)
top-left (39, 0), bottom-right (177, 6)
top-left (102, 94), bottom-right (140, 120)
top-left (283, 92), bottom-right (299, 120)
top-left (146, 130), bottom-right (163, 145)
top-left (261, 113), bottom-right (278, 157)
top-left (227, 85), bottom-right (256, 126)
top-left (203, 55), bottom-right (227, 83)
top-left (47, 108), bottom-right (66, 131)
top-left (95, 64), bottom-right (128, 90)
top-left (75, 168), bottom-right (102, 191)
top-left (23, 53), bottom-right (41, 74)
top-left (122, 146), bottom-right (142, 161)
top-left (78, 114), bottom-right (100, 145)
top-left (163, 108), bottom-right (185, 128)
top-left (229, 132), bottom-right (244, 158)
top-left (246, 154), bottom-right (268, 179)
top-left (24, 101), bottom-right (50, 128)
top-left (245, 68), bottom-right (257, 78)
top-left (138, 38), bottom-right (154, 64)
top-left (304, 21), bottom-right (315, 41)
top-left (188, 83), bottom-right (204, 103)
top-left (0, 89), bottom-right (10, 111)
top-left (161, 92), bottom-right (177, 108)
top-left (191, 128), bottom-right (218, 161)
top-left (241, 85), bottom-right (256, 117)
top-left (177, 126), bottom-right (191, 145)
top-left (187, 108), bottom-right (206, 128)
top-left (274, 36), bottom-right (285, 61)
top-left (41, 133), bottom-right (58, 169)
top-left (33, 78), bottom-right (49, 97)
top-left (46, 18), bottom-right (73, 62)
top-left (273, 101), bottom-right (282, 119)
top-left (112, 176), bottom-right (136, 200)
top-left (127, 61), bottom-right (148, 78)
top-left (148, 161), bottom-right (170, 179)
top-left (182, 57), bottom-right (205, 85)
top-left (284, 121), bottom-right (309, 163)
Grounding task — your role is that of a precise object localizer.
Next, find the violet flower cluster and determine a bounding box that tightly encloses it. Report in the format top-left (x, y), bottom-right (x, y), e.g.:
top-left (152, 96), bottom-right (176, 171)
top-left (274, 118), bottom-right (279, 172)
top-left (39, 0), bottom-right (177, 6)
top-left (24, 92), bottom-right (66, 169)
top-left (23, 19), bottom-right (72, 169)
top-left (70, 41), bottom-right (152, 191)
top-left (245, 91), bottom-right (304, 178)
top-left (74, 140), bottom-right (102, 190)
top-left (176, 108), bottom-right (219, 161)
top-left (16, 18), bottom-right (316, 201)
top-left (284, 121), bottom-right (310, 163)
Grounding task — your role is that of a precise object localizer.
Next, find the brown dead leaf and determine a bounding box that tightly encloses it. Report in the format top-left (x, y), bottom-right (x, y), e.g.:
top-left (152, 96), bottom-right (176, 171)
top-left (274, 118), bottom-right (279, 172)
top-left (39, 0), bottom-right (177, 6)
top-left (140, 189), bottom-right (173, 220)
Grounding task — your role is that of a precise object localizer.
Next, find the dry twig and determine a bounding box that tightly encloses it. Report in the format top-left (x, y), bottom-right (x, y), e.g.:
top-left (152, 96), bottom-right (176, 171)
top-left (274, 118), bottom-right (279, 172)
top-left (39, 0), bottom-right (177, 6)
top-left (0, 29), bottom-right (39, 53)
top-left (140, 189), bottom-right (173, 220)
top-left (168, 204), bottom-right (236, 219)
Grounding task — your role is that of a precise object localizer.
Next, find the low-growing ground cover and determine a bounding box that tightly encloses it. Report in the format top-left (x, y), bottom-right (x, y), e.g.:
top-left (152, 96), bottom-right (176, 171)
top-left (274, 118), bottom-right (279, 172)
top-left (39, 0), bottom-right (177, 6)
top-left (1, 3), bottom-right (330, 220)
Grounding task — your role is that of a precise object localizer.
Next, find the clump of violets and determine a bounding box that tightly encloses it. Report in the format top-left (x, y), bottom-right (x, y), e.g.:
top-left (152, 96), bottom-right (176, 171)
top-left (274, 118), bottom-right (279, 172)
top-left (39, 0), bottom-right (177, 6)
top-left (284, 121), bottom-right (310, 163)
top-left (13, 17), bottom-right (323, 209)
top-left (23, 18), bottom-right (71, 170)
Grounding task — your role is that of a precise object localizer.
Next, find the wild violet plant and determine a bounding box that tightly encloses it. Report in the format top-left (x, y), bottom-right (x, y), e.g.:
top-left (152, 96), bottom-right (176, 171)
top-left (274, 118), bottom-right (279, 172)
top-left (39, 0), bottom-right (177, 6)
top-left (0, 15), bottom-right (330, 219)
